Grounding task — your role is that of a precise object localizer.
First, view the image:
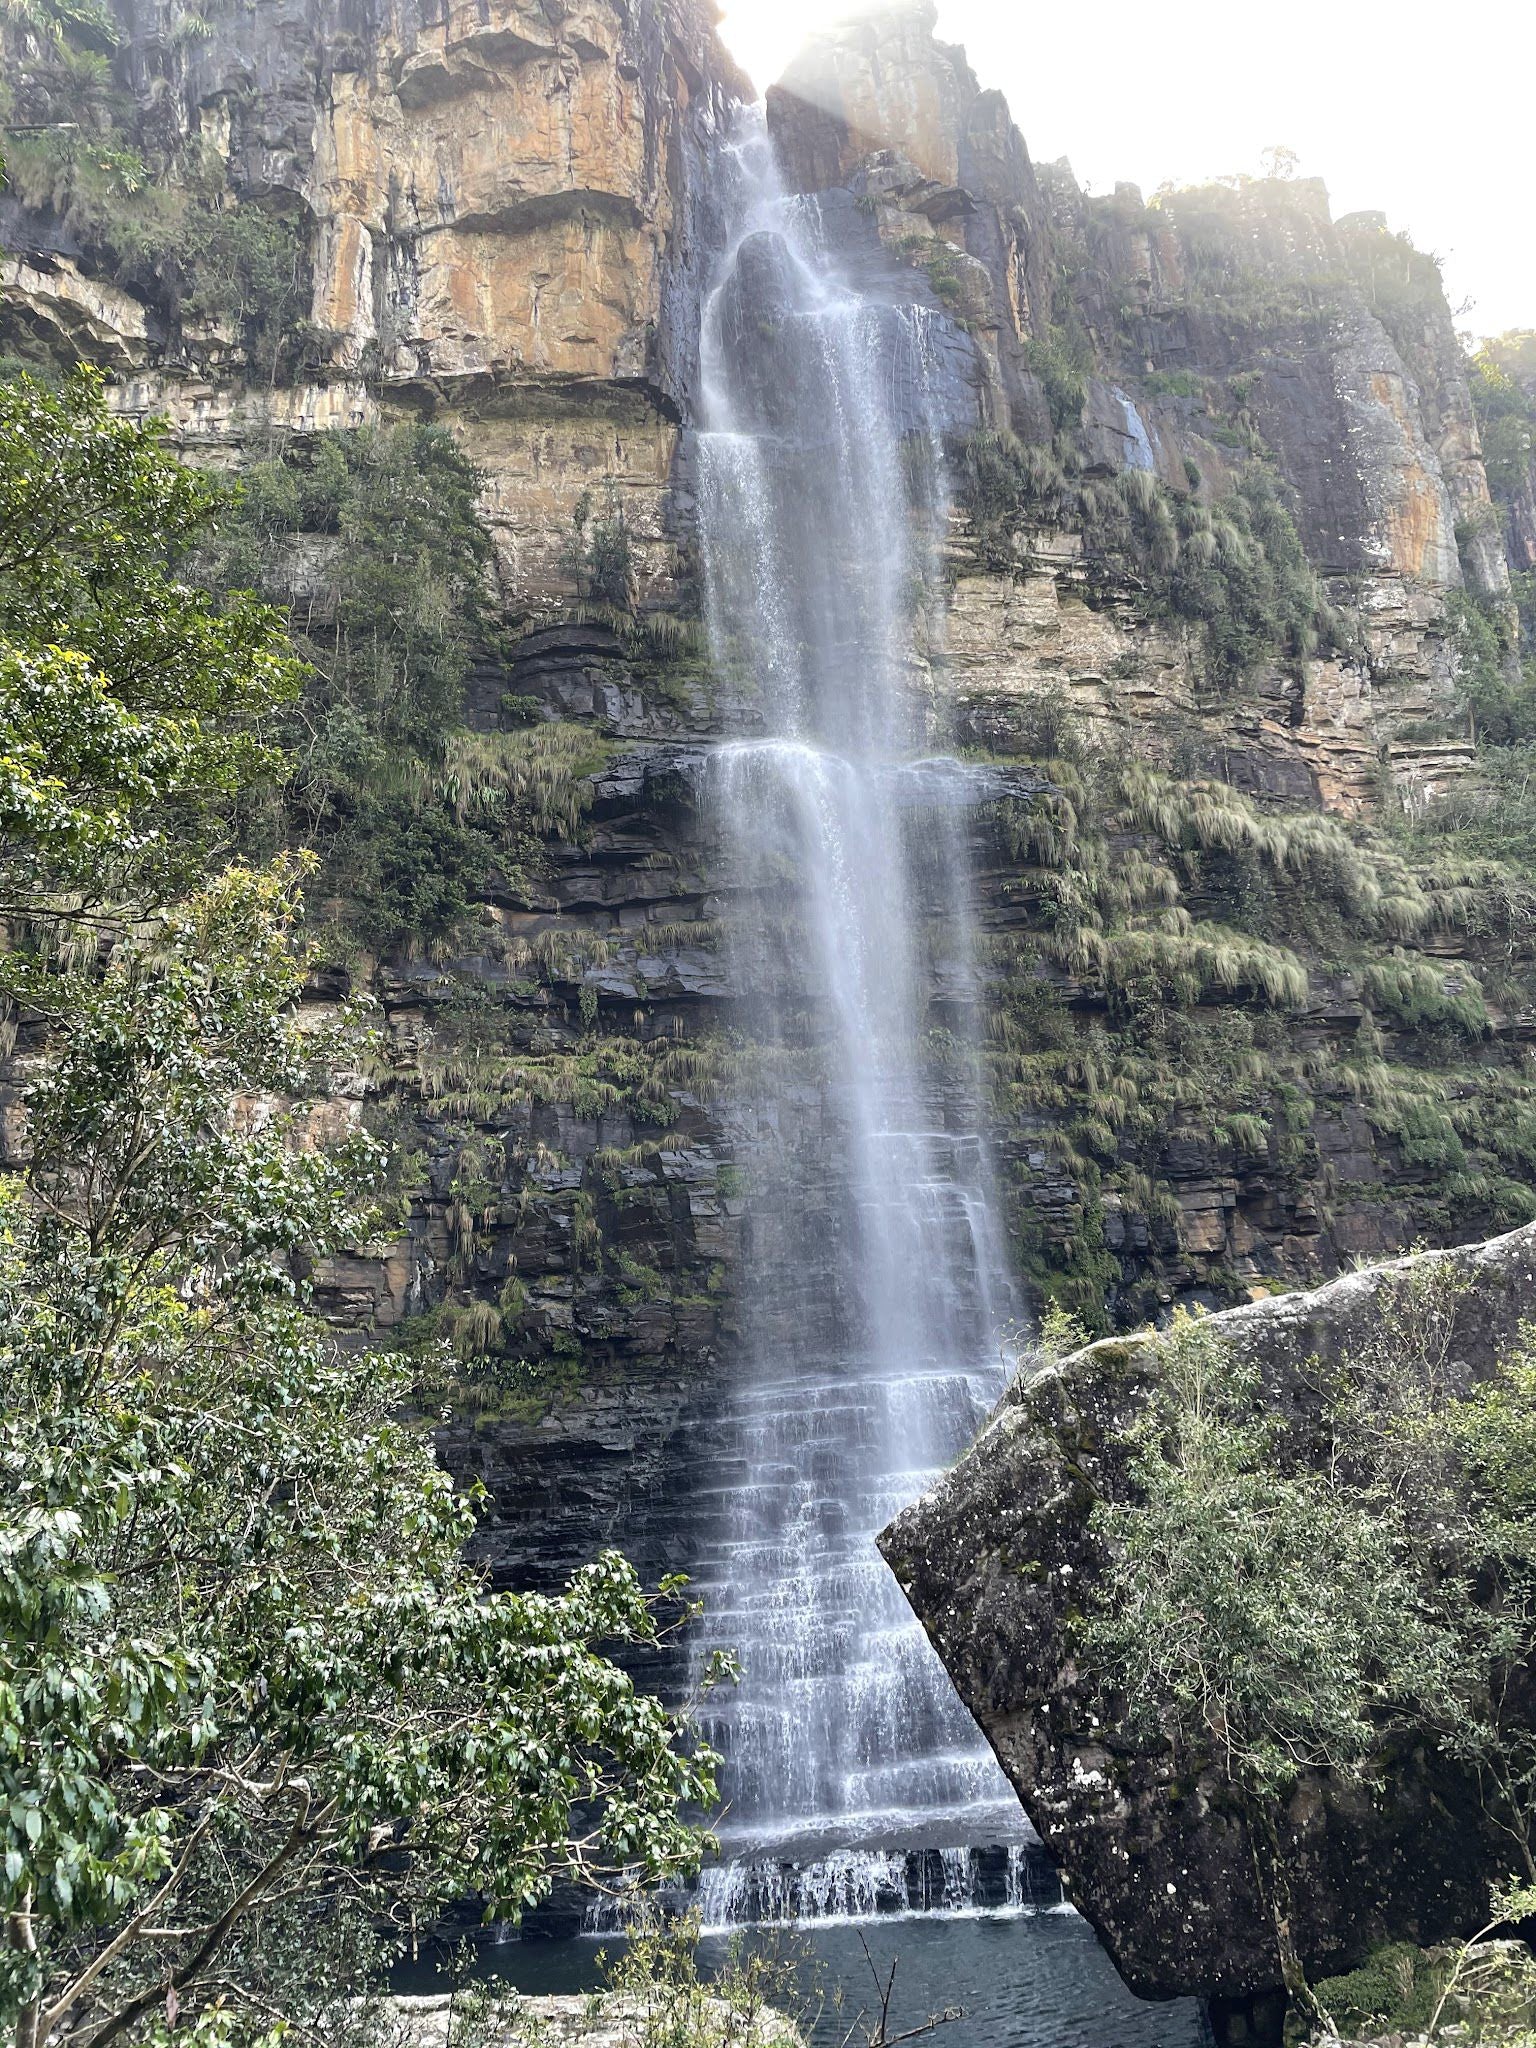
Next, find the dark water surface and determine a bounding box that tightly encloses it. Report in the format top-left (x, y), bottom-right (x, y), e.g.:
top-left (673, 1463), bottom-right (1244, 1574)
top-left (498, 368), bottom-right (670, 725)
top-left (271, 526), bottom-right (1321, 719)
top-left (457, 1913), bottom-right (1209, 2048)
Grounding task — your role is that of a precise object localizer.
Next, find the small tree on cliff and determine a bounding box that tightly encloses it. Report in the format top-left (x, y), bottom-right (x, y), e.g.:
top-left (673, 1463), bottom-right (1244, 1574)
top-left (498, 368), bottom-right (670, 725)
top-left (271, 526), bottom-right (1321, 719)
top-left (0, 372), bottom-right (722, 2048)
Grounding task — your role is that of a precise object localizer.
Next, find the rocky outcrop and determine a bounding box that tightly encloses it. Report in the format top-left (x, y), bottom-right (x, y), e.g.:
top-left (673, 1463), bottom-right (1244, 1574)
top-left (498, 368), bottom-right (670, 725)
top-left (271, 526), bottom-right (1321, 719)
top-left (2, 0), bottom-right (747, 406)
top-left (390, 1990), bottom-right (798, 2048)
top-left (880, 1222), bottom-right (1536, 2018)
top-left (768, 4), bottom-right (1058, 437)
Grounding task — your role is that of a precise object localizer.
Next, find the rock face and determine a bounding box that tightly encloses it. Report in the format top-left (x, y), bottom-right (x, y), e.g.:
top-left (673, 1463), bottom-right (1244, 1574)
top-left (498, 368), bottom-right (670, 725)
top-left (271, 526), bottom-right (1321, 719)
top-left (768, 5), bottom-right (1058, 439)
top-left (767, 7), bottom-right (1514, 761)
top-left (880, 1222), bottom-right (1536, 2012)
top-left (3, 0), bottom-right (747, 401)
top-left (752, 3), bottom-right (1536, 1337)
top-left (4, 0), bottom-right (1533, 1610)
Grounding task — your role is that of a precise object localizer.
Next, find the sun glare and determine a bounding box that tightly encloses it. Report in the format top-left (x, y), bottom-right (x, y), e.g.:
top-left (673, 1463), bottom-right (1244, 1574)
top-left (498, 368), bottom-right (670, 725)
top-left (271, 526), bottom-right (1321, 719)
top-left (717, 0), bottom-right (1532, 335)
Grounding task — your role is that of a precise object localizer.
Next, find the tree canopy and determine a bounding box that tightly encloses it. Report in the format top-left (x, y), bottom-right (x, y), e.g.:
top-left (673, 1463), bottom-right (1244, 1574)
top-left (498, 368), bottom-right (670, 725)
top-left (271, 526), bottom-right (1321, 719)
top-left (0, 369), bottom-right (301, 919)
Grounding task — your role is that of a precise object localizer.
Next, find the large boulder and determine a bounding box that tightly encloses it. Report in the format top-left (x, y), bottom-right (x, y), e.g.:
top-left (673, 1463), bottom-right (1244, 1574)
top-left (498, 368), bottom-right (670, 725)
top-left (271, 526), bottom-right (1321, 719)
top-left (880, 1224), bottom-right (1536, 2013)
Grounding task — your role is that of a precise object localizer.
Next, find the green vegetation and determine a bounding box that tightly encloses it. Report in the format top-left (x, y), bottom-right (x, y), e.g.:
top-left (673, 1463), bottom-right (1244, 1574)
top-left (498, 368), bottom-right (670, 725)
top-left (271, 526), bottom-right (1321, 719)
top-left (211, 424), bottom-right (623, 953)
top-left (1311, 1933), bottom-right (1536, 2045)
top-left (924, 247), bottom-right (964, 310)
top-left (1142, 370), bottom-right (1204, 402)
top-left (219, 422), bottom-right (492, 748)
top-left (1093, 467), bottom-right (1338, 685)
top-left (1, 0), bottom-right (118, 46)
top-left (956, 432), bottom-right (1338, 686)
top-left (215, 422), bottom-right (495, 949)
top-left (976, 703), bottom-right (1536, 1327)
top-left (1445, 585), bottom-right (1532, 740)
top-left (1080, 1281), bottom-right (1536, 2023)
top-left (0, 371), bottom-right (722, 2047)
top-left (599, 1913), bottom-right (805, 2047)
top-left (1468, 335), bottom-right (1536, 650)
top-left (1, 133), bottom-right (307, 373)
top-left (0, 368), bottom-right (301, 913)
top-left (1, 0), bottom-right (310, 374)
top-left (1022, 322), bottom-right (1093, 432)
top-left (561, 488), bottom-right (635, 608)
top-left (1310, 1944), bottom-right (1444, 2039)
top-left (1470, 336), bottom-right (1536, 513)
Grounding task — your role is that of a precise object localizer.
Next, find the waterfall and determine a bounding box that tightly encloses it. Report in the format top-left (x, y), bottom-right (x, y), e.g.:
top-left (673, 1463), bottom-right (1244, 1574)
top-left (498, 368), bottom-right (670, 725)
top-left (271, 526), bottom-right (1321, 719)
top-left (1112, 385), bottom-right (1158, 473)
top-left (682, 113), bottom-right (1031, 1925)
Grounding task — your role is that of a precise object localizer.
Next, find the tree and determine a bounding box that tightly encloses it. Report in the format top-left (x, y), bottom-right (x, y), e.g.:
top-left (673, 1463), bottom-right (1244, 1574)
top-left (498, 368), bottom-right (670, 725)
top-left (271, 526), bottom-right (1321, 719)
top-left (0, 871), bottom-right (721, 2048)
top-left (0, 373), bottom-right (723, 2047)
top-left (0, 367), bottom-right (301, 922)
top-left (206, 421), bottom-right (506, 952)
top-left (1081, 1287), bottom-right (1536, 2028)
top-left (1079, 1311), bottom-right (1460, 2017)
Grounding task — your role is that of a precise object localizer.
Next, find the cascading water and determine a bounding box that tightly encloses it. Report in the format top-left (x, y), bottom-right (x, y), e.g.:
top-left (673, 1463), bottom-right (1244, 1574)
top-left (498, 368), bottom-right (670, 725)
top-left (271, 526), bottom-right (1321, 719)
top-left (685, 113), bottom-right (1033, 1926)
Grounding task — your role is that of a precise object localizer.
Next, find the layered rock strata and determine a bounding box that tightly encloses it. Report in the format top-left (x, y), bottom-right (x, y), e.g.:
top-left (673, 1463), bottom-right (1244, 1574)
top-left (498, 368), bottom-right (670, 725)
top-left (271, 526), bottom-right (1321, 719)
top-left (4, 0), bottom-right (1533, 1596)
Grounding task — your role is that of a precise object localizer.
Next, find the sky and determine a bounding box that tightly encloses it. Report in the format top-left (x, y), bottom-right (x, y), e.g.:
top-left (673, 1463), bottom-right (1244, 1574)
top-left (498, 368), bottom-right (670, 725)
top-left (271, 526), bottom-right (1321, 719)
top-left (717, 0), bottom-right (1535, 338)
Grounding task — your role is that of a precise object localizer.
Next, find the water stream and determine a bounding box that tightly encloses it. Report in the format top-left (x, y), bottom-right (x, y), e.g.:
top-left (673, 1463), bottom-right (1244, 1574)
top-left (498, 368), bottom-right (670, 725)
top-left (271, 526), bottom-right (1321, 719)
top-left (468, 108), bottom-right (1209, 2048)
top-left (684, 111), bottom-right (1024, 1925)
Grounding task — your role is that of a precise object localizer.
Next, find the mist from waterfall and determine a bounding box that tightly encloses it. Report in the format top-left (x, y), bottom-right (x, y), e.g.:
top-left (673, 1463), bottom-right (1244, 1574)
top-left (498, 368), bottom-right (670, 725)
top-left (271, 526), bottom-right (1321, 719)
top-left (686, 112), bottom-right (1028, 1925)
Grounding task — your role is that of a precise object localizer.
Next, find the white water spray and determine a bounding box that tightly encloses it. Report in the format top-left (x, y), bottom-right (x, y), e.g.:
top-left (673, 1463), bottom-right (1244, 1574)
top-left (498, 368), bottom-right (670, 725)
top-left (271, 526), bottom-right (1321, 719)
top-left (683, 114), bottom-right (1031, 1923)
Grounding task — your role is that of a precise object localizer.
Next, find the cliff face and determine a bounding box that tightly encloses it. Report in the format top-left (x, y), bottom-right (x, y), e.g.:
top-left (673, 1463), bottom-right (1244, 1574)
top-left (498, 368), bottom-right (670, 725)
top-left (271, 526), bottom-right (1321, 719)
top-left (4, 0), bottom-right (744, 400)
top-left (1, 0), bottom-right (755, 1594)
top-left (767, 5), bottom-right (1510, 790)
top-left (2, 0), bottom-right (747, 629)
top-left (4, 0), bottom-right (1533, 1592)
top-left (762, 6), bottom-right (1536, 1334)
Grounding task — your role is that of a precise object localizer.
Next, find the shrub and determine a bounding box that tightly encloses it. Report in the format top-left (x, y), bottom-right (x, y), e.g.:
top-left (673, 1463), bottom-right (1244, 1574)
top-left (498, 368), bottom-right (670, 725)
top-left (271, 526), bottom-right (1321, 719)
top-left (562, 489), bottom-right (635, 608)
top-left (209, 423), bottom-right (510, 950)
top-left (1084, 466), bottom-right (1335, 685)
top-left (1, 133), bottom-right (306, 369)
top-left (1023, 323), bottom-right (1092, 433)
top-left (1081, 1280), bottom-right (1536, 2019)
top-left (955, 432), bottom-right (1337, 687)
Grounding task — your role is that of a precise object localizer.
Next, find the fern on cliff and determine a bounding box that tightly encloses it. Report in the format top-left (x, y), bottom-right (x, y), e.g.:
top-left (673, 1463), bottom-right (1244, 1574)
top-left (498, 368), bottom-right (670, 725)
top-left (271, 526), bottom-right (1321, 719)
top-left (955, 429), bottom-right (1338, 686)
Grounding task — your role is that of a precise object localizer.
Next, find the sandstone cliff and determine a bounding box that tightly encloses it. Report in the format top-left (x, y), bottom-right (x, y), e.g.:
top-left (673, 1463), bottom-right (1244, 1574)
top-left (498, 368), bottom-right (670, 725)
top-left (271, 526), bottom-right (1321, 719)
top-left (3, 0), bottom-right (1533, 1602)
